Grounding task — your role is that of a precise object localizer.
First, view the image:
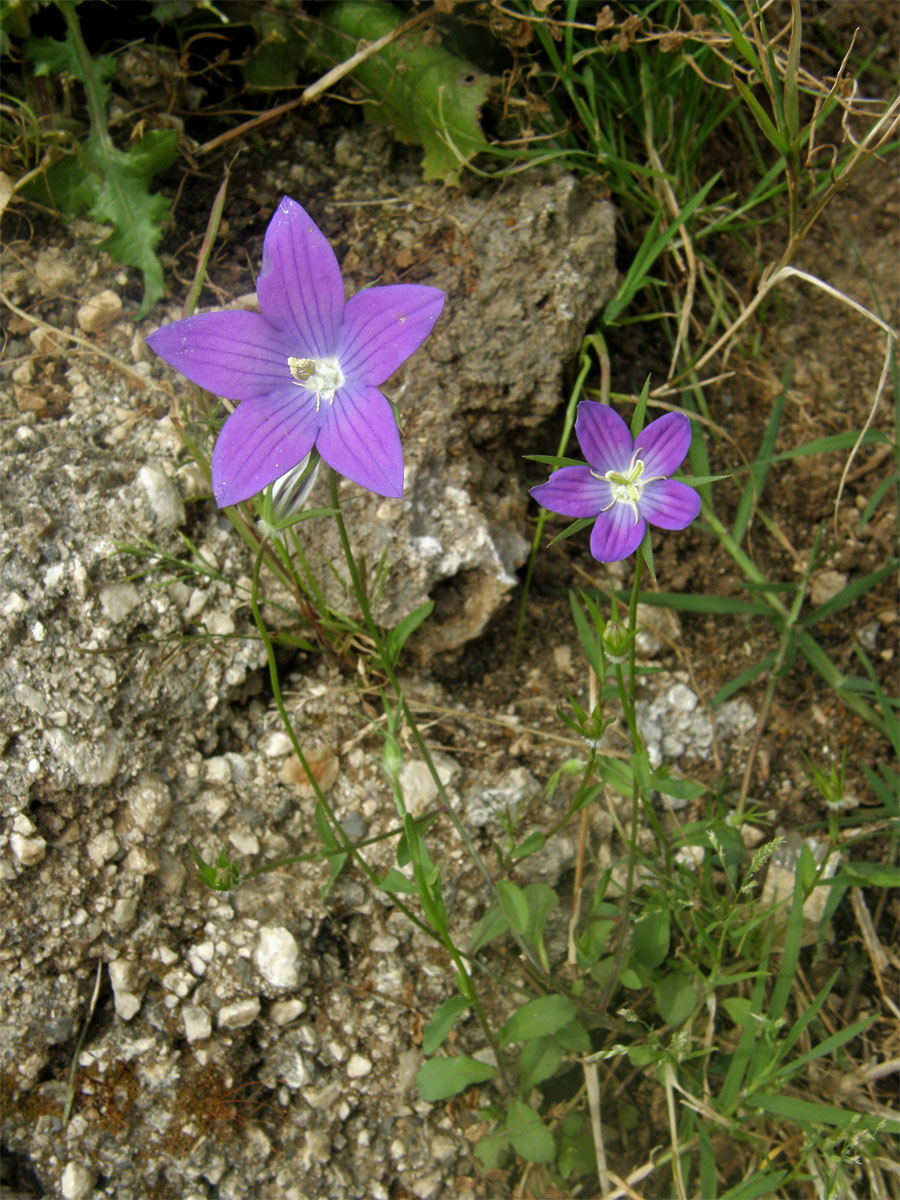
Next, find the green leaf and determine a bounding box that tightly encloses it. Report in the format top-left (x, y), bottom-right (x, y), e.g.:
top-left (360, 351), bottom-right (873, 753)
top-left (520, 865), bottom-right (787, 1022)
top-left (522, 882), bottom-right (558, 972)
top-left (422, 995), bottom-right (469, 1055)
top-left (25, 12), bottom-right (177, 316)
top-left (386, 601), bottom-right (434, 666)
top-left (653, 971), bottom-right (696, 1026)
top-left (554, 1018), bottom-right (590, 1053)
top-left (473, 1126), bottom-right (511, 1169)
top-left (745, 1092), bottom-right (900, 1137)
top-left (721, 1171), bottom-right (789, 1200)
top-left (633, 912), bottom-right (670, 970)
top-left (378, 867), bottom-right (417, 894)
top-left (511, 831), bottom-right (546, 860)
top-left (496, 880), bottom-right (530, 935)
top-left (416, 1055), bottom-right (497, 1102)
top-left (243, 6), bottom-right (305, 90)
top-left (499, 994), bottom-right (577, 1047)
top-left (317, 2), bottom-right (490, 185)
top-left (315, 800), bottom-right (339, 849)
top-left (469, 903), bottom-right (508, 953)
top-left (831, 862), bottom-right (900, 889)
top-left (519, 1036), bottom-right (563, 1096)
top-left (722, 997), bottom-right (753, 1026)
top-left (506, 1099), bottom-right (555, 1164)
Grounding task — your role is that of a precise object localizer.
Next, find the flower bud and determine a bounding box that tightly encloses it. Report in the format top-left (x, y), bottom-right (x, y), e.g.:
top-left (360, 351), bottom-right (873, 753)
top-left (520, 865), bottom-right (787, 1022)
top-left (382, 734), bottom-right (403, 783)
top-left (601, 619), bottom-right (632, 665)
top-left (269, 451), bottom-right (321, 522)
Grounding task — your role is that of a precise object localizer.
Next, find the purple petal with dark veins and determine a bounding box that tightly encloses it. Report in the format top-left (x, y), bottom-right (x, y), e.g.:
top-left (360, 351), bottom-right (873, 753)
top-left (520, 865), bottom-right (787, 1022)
top-left (145, 311), bottom-right (294, 400)
top-left (256, 197), bottom-right (345, 358)
top-left (338, 285), bottom-right (445, 386)
top-left (634, 412), bottom-right (692, 478)
top-left (316, 381), bottom-right (404, 497)
top-left (530, 466), bottom-right (609, 518)
top-left (576, 402), bottom-right (634, 474)
top-left (638, 478), bottom-right (701, 530)
top-left (211, 387), bottom-right (319, 508)
top-left (589, 504), bottom-right (646, 562)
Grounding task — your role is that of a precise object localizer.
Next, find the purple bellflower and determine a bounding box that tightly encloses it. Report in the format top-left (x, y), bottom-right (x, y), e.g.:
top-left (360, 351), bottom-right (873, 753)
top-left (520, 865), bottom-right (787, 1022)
top-left (146, 197), bottom-right (445, 507)
top-left (531, 401), bottom-right (700, 562)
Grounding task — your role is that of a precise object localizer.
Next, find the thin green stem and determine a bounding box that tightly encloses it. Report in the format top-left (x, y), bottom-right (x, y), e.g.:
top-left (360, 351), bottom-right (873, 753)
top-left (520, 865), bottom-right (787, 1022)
top-left (248, 540), bottom-right (435, 944)
top-left (327, 473), bottom-right (516, 1089)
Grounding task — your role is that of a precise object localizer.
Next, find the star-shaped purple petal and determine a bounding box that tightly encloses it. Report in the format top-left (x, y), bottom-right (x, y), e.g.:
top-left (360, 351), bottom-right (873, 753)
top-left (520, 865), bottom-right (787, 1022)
top-left (146, 196), bottom-right (445, 507)
top-left (530, 401), bottom-right (700, 563)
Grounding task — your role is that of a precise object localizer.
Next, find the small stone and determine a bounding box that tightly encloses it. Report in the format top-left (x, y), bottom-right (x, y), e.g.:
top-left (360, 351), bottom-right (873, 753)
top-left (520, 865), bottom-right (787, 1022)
top-left (114, 991), bottom-right (141, 1021)
top-left (123, 846), bottom-right (159, 875)
top-left (87, 830), bottom-right (119, 867)
top-left (14, 384), bottom-right (48, 414)
top-left (346, 1054), bottom-right (372, 1079)
top-left (130, 330), bottom-right (151, 362)
top-left (109, 959), bottom-right (142, 1021)
top-left (183, 1004), bottom-right (212, 1043)
top-left (61, 1161), bottom-right (96, 1200)
top-left (271, 998), bottom-right (305, 1025)
top-left (112, 896), bottom-right (139, 929)
top-left (340, 811), bottom-right (368, 841)
top-left (35, 249), bottom-right (79, 294)
top-left (667, 682), bottom-right (698, 713)
top-left (204, 756), bottom-right (232, 785)
top-left (136, 465), bottom-right (185, 532)
top-left (218, 998), bottom-right (260, 1029)
top-left (99, 582), bottom-right (141, 623)
top-left (229, 830), bottom-right (259, 857)
top-left (14, 684), bottom-right (47, 717)
top-left (260, 730), bottom-right (293, 758)
top-left (254, 926), bottom-right (301, 989)
top-left (45, 728), bottom-right (121, 786)
top-left (10, 831), bottom-right (47, 866)
top-left (12, 358), bottom-right (34, 385)
top-left (76, 289), bottom-right (123, 333)
top-left (125, 773), bottom-right (172, 834)
top-left (398, 760), bottom-right (437, 816)
top-left (811, 569), bottom-right (848, 608)
top-left (30, 325), bottom-right (62, 355)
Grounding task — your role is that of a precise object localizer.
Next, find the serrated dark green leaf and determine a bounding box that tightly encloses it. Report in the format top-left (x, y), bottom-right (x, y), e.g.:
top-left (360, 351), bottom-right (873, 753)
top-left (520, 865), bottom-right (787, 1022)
top-left (24, 14), bottom-right (176, 316)
top-left (317, 1), bottom-right (490, 185)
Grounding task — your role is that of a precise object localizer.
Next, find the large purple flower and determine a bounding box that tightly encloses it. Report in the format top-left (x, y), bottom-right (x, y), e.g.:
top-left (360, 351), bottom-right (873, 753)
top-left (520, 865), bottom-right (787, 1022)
top-left (145, 196), bottom-right (445, 507)
top-left (531, 401), bottom-right (700, 562)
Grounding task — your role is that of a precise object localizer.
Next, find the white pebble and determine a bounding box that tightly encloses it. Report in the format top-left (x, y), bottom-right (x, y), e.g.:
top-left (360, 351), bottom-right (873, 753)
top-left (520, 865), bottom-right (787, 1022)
top-left (254, 926), bottom-right (300, 989)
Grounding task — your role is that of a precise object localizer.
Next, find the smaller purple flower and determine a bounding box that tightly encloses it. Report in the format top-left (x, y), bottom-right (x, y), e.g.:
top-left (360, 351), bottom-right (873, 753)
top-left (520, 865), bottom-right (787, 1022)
top-left (145, 197), bottom-right (445, 507)
top-left (530, 401), bottom-right (700, 563)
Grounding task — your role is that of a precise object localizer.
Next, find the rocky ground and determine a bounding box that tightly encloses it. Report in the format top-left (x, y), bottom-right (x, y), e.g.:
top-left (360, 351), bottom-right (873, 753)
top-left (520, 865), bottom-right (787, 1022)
top-left (1, 93), bottom-right (897, 1200)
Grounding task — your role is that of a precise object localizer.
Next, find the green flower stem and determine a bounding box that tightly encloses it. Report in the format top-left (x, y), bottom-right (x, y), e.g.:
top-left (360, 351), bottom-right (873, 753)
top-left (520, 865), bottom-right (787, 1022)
top-left (248, 541), bottom-right (436, 945)
top-left (328, 472), bottom-right (521, 1090)
top-left (515, 333), bottom-right (608, 663)
top-left (238, 809), bottom-right (444, 883)
top-left (328, 474), bottom-right (524, 939)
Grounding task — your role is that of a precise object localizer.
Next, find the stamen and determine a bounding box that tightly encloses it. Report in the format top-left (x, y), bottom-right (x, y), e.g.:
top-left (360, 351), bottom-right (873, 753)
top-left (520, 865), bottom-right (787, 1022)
top-left (287, 355), bottom-right (345, 412)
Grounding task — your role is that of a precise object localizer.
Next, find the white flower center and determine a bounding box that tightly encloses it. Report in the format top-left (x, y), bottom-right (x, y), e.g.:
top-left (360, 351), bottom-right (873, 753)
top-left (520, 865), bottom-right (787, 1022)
top-left (288, 355), bottom-right (344, 411)
top-left (592, 449), bottom-right (663, 524)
